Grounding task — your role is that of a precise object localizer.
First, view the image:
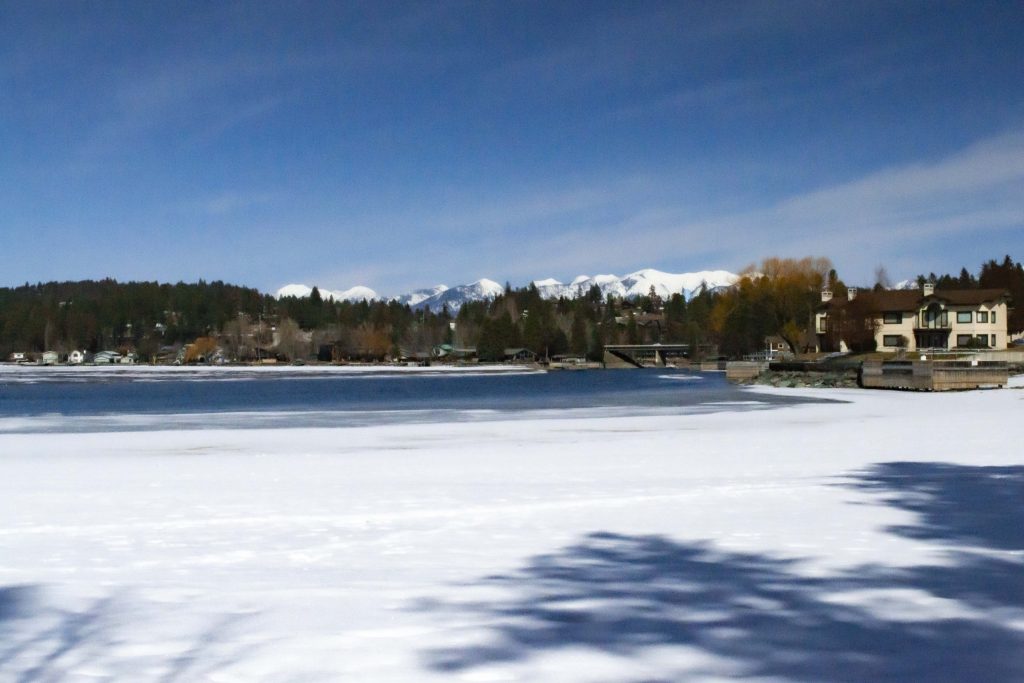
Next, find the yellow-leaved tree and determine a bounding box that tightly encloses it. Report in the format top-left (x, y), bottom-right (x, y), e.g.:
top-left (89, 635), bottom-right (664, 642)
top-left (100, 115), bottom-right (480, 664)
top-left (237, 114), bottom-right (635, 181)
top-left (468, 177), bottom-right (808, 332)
top-left (712, 256), bottom-right (832, 357)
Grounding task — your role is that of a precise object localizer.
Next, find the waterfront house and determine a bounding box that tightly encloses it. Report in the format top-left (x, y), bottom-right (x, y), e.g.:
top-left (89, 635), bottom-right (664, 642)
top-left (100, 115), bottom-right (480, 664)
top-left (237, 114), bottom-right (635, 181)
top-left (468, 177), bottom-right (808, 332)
top-left (93, 350), bottom-right (123, 364)
top-left (432, 344), bottom-right (477, 361)
top-left (503, 347), bottom-right (539, 363)
top-left (743, 336), bottom-right (792, 362)
top-left (154, 346), bottom-right (180, 364)
top-left (67, 350), bottom-right (86, 365)
top-left (816, 283), bottom-right (1010, 352)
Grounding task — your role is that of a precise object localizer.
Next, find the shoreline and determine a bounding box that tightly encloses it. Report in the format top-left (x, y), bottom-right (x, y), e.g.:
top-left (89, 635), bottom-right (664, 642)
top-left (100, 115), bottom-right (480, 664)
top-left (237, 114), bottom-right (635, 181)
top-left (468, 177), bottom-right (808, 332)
top-left (0, 361), bottom-right (547, 379)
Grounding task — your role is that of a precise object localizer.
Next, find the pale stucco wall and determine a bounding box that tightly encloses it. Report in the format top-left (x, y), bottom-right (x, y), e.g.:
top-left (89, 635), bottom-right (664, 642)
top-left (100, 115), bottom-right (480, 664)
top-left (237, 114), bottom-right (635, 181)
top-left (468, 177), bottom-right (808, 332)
top-left (873, 300), bottom-right (1008, 351)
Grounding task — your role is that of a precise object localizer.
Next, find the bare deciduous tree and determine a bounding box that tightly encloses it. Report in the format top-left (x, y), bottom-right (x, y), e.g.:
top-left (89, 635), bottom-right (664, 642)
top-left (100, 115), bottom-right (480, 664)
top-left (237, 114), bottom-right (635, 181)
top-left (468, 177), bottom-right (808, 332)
top-left (874, 265), bottom-right (892, 290)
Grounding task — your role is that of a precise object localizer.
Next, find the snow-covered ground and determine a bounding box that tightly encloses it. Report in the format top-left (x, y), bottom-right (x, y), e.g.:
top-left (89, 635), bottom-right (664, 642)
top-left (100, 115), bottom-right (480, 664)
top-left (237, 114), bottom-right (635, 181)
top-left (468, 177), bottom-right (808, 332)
top-left (1, 383), bottom-right (1023, 681)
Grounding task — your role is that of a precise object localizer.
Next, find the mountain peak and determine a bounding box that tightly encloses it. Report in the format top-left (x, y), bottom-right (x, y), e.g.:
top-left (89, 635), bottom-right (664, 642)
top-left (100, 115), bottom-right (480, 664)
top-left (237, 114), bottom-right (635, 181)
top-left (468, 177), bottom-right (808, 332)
top-left (472, 278), bottom-right (503, 290)
top-left (276, 283), bottom-right (313, 298)
top-left (276, 268), bottom-right (739, 313)
top-left (276, 283), bottom-right (377, 302)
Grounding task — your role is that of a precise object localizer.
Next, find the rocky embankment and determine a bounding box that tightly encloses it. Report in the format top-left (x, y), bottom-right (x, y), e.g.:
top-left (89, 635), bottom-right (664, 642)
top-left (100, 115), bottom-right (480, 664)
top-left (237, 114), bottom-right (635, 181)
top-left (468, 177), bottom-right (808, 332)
top-left (742, 369), bottom-right (860, 389)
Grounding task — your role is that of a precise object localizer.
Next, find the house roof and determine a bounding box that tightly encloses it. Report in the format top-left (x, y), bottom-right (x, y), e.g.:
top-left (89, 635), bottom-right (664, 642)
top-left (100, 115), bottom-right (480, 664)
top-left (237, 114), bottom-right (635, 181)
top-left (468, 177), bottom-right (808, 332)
top-left (821, 288), bottom-right (1009, 312)
top-left (927, 288), bottom-right (1009, 306)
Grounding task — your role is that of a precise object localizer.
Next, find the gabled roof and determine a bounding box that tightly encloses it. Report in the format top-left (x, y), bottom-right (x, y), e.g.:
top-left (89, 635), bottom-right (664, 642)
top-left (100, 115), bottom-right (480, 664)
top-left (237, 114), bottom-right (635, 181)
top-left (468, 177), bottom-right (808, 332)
top-left (926, 288), bottom-right (1008, 306)
top-left (820, 288), bottom-right (1009, 313)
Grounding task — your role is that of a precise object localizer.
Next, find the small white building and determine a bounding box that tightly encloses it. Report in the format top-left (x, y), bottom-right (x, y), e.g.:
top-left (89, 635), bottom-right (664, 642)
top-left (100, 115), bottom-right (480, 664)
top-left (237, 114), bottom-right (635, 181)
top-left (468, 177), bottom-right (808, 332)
top-left (41, 351), bottom-right (59, 365)
top-left (67, 350), bottom-right (86, 365)
top-left (93, 350), bottom-right (123, 364)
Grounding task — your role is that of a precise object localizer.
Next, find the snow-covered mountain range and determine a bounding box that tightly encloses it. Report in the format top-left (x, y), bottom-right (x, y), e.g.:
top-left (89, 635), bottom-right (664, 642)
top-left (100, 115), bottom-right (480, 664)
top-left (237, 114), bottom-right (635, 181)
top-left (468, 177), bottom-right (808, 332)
top-left (276, 268), bottom-right (739, 313)
top-left (275, 283), bottom-right (381, 302)
top-left (410, 279), bottom-right (505, 312)
top-left (530, 269), bottom-right (739, 301)
top-left (393, 284), bottom-right (450, 308)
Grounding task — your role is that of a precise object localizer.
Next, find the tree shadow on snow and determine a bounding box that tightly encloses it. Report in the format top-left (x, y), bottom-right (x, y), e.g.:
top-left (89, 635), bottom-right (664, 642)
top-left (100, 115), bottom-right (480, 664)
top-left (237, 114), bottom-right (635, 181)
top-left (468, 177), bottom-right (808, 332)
top-left (0, 586), bottom-right (257, 682)
top-left (849, 462), bottom-right (1024, 615)
top-left (417, 462), bottom-right (1024, 681)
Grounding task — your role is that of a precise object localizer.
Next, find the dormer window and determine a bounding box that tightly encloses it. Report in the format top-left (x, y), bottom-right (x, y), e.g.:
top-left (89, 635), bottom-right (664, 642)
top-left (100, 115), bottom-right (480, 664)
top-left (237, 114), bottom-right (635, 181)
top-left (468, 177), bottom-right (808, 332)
top-left (883, 312), bottom-right (901, 324)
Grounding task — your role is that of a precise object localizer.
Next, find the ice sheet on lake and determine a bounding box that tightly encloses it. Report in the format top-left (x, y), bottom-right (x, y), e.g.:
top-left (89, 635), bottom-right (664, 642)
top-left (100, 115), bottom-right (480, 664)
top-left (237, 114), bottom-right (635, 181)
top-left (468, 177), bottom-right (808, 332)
top-left (0, 362), bottom-right (544, 384)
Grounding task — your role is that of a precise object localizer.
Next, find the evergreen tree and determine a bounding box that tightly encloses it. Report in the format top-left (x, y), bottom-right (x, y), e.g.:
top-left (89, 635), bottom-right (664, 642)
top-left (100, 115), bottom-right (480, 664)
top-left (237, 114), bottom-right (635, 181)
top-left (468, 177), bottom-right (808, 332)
top-left (569, 314), bottom-right (587, 355)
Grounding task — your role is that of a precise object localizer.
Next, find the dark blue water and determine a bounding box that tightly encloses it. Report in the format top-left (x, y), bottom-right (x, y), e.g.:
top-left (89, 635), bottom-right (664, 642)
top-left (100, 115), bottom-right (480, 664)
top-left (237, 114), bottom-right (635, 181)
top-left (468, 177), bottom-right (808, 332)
top-left (0, 367), bottom-right (828, 433)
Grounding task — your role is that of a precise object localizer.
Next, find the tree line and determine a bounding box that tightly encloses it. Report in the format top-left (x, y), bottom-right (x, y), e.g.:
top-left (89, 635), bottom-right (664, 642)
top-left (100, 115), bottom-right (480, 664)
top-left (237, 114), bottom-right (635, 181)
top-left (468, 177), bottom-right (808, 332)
top-left (0, 255), bottom-right (1018, 362)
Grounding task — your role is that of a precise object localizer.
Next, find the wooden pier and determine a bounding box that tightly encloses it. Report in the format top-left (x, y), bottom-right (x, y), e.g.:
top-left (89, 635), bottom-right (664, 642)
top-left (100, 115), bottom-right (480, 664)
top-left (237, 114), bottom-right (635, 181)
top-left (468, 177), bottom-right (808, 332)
top-left (861, 359), bottom-right (1008, 391)
top-left (725, 361), bottom-right (767, 381)
top-left (603, 344), bottom-right (690, 368)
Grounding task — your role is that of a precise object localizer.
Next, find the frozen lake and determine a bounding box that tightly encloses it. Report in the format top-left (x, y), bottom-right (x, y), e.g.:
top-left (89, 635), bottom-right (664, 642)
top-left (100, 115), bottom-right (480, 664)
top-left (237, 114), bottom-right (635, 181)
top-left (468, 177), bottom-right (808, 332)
top-left (0, 370), bottom-right (1022, 681)
top-left (0, 365), bottom-right (824, 432)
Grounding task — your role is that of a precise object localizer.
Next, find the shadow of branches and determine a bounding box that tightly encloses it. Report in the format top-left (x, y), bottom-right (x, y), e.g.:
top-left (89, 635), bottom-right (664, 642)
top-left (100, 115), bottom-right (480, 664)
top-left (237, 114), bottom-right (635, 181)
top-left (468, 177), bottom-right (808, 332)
top-left (0, 586), bottom-right (257, 682)
top-left (850, 462), bottom-right (1024, 552)
top-left (418, 462), bottom-right (1024, 681)
top-left (850, 462), bottom-right (1024, 615)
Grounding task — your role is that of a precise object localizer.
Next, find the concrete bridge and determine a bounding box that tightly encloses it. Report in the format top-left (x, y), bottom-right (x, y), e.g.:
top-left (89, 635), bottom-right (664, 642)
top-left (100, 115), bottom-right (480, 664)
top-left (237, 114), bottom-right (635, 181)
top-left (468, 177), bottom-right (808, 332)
top-left (603, 343), bottom-right (690, 368)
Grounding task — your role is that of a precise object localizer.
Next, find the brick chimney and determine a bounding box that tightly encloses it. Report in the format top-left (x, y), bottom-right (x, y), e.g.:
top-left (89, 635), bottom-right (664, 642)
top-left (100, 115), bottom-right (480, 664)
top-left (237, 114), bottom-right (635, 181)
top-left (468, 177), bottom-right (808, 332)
top-left (821, 288), bottom-right (833, 303)
top-left (923, 282), bottom-right (935, 297)
top-left (848, 287), bottom-right (858, 301)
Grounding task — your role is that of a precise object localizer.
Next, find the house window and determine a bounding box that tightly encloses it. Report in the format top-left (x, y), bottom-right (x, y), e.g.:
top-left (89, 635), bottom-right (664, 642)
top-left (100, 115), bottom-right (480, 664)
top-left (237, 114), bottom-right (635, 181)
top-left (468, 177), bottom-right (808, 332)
top-left (977, 311), bottom-right (989, 323)
top-left (956, 311), bottom-right (972, 324)
top-left (921, 308), bottom-right (948, 328)
top-left (992, 312), bottom-right (997, 324)
top-left (818, 316), bottom-right (827, 333)
top-left (883, 312), bottom-right (901, 324)
top-left (956, 334), bottom-right (972, 347)
top-left (991, 335), bottom-right (997, 347)
top-left (882, 335), bottom-right (903, 348)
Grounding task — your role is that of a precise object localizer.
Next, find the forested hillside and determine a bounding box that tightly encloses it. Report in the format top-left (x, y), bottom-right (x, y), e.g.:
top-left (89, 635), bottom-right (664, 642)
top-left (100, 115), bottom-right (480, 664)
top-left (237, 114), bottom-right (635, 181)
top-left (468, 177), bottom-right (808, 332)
top-left (1, 255), bottom-right (1018, 362)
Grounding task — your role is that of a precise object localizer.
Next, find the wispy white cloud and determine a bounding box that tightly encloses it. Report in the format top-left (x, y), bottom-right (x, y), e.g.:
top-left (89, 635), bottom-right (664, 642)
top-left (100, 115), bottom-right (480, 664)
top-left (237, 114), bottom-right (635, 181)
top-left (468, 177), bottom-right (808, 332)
top-left (609, 35), bottom-right (928, 125)
top-left (75, 58), bottom-right (285, 157)
top-left (565, 128), bottom-right (1024, 280)
top-left (329, 128), bottom-right (1024, 291)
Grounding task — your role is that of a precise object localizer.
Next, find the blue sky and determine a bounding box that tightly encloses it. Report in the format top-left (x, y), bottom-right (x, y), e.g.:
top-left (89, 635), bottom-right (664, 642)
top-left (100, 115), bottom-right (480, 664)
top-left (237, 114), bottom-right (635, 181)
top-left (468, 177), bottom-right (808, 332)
top-left (2, 1), bottom-right (1023, 295)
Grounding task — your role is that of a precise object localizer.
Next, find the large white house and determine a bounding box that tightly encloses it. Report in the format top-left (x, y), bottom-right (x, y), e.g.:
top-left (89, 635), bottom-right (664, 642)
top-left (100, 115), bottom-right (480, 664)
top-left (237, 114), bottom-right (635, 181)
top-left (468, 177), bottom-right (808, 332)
top-left (816, 282), bottom-right (1011, 352)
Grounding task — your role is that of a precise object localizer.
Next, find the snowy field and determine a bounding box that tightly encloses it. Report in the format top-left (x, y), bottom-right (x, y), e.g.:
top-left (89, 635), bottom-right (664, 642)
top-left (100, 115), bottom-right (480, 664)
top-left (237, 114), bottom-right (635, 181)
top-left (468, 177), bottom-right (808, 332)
top-left (1, 381), bottom-right (1023, 681)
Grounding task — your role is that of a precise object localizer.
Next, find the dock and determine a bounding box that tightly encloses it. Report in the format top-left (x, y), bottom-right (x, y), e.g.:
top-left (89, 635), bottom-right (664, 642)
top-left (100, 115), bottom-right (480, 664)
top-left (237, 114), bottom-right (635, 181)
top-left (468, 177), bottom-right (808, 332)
top-left (861, 359), bottom-right (1008, 391)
